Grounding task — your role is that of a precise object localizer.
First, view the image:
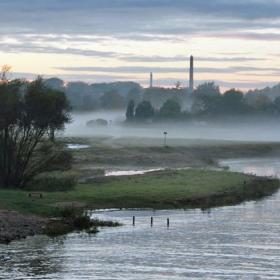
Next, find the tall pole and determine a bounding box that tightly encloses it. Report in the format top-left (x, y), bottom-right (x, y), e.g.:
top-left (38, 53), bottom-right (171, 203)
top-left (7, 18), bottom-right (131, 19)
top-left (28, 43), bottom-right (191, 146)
top-left (164, 132), bottom-right (167, 147)
top-left (150, 72), bottom-right (153, 88)
top-left (189, 55), bottom-right (194, 93)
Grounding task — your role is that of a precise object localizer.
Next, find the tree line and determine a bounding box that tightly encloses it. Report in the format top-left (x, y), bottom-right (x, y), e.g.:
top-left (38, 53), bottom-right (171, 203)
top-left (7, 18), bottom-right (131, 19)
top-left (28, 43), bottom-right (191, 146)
top-left (126, 82), bottom-right (280, 122)
top-left (43, 77), bottom-right (280, 116)
top-left (45, 78), bottom-right (142, 111)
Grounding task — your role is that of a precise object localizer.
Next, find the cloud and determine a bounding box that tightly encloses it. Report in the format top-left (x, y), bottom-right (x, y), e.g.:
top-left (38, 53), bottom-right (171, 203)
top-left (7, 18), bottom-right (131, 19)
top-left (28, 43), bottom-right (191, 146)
top-left (208, 32), bottom-right (280, 41)
top-left (56, 65), bottom-right (279, 74)
top-left (122, 55), bottom-right (266, 63)
top-left (0, 42), bottom-right (117, 58)
top-left (0, 0), bottom-right (280, 38)
top-left (9, 71), bottom-right (137, 83)
top-left (0, 35), bottom-right (268, 63)
top-left (1, 1), bottom-right (279, 90)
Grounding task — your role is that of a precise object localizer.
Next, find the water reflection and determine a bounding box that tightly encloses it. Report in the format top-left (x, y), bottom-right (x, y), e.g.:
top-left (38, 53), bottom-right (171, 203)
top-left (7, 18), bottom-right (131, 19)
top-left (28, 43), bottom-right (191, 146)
top-left (67, 144), bottom-right (90, 150)
top-left (1, 158), bottom-right (280, 279)
top-left (105, 168), bottom-right (163, 176)
top-left (222, 157), bottom-right (280, 178)
top-left (0, 236), bottom-right (65, 279)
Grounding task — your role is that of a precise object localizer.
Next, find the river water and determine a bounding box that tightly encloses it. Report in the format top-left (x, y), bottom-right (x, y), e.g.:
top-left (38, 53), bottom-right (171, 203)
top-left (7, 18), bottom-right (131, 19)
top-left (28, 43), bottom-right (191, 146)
top-left (1, 158), bottom-right (280, 279)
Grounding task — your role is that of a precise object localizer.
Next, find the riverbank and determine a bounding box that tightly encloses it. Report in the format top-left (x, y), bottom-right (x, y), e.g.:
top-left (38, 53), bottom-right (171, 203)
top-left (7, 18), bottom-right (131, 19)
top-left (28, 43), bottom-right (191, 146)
top-left (67, 137), bottom-right (280, 178)
top-left (0, 169), bottom-right (279, 244)
top-left (2, 138), bottom-right (280, 244)
top-left (0, 210), bottom-right (46, 244)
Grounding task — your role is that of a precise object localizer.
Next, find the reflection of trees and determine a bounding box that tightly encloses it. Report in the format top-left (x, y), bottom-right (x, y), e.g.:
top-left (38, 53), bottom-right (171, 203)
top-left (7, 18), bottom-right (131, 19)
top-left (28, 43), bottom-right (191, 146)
top-left (1, 236), bottom-right (66, 278)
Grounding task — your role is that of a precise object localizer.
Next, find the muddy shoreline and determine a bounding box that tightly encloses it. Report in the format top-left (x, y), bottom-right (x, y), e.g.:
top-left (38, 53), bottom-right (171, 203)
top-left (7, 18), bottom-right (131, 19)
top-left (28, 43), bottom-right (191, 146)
top-left (0, 210), bottom-right (47, 244)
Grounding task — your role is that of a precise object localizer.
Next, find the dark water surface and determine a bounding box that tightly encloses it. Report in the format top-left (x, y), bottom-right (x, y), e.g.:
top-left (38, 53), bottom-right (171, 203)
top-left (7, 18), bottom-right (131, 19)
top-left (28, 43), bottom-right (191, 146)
top-left (1, 158), bottom-right (280, 279)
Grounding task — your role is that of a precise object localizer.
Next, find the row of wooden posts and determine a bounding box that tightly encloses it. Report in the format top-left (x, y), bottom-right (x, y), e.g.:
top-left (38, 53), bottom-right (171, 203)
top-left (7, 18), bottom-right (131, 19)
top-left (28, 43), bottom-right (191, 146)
top-left (132, 216), bottom-right (170, 227)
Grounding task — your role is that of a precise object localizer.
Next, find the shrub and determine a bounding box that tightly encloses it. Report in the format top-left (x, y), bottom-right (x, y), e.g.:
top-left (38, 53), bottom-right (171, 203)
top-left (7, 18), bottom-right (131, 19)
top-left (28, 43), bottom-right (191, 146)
top-left (45, 221), bottom-right (73, 237)
top-left (86, 227), bottom-right (99, 235)
top-left (27, 172), bottom-right (77, 192)
top-left (59, 207), bottom-right (83, 218)
top-left (48, 149), bottom-right (73, 171)
top-left (44, 214), bottom-right (121, 238)
top-left (91, 218), bottom-right (122, 227)
top-left (73, 215), bottom-right (92, 230)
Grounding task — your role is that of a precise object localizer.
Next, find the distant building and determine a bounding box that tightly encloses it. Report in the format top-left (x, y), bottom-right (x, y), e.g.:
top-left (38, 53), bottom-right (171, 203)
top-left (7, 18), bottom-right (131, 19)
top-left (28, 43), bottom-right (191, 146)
top-left (189, 55), bottom-right (194, 93)
top-left (147, 56), bottom-right (193, 91)
top-left (150, 72), bottom-right (153, 88)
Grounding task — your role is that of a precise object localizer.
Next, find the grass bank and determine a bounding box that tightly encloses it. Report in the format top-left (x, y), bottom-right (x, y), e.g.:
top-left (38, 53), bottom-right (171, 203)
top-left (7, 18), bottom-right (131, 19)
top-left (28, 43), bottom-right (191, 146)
top-left (0, 169), bottom-right (279, 216)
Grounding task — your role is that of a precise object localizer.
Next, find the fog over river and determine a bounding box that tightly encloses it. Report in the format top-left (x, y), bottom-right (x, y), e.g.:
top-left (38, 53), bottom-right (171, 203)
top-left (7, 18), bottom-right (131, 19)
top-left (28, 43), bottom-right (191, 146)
top-left (65, 111), bottom-right (280, 143)
top-left (1, 158), bottom-right (280, 279)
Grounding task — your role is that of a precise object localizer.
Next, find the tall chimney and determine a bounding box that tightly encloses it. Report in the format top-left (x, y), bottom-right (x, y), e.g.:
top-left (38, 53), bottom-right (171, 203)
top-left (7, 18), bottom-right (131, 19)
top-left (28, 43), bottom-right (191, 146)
top-left (189, 55), bottom-right (194, 92)
top-left (150, 72), bottom-right (153, 88)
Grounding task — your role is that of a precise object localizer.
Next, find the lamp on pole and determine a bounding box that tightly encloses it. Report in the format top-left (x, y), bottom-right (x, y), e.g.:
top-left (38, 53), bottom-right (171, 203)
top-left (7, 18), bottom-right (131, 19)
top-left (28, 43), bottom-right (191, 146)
top-left (163, 131), bottom-right (168, 147)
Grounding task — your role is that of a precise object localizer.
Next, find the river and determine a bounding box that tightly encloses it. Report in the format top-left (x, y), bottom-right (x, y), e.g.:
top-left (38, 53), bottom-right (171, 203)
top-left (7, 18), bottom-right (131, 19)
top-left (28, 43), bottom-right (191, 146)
top-left (1, 158), bottom-right (280, 279)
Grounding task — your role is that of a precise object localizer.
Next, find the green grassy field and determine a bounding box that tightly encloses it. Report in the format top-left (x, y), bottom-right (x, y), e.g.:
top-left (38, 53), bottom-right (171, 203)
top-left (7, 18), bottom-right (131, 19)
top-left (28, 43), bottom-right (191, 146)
top-left (0, 169), bottom-right (278, 217)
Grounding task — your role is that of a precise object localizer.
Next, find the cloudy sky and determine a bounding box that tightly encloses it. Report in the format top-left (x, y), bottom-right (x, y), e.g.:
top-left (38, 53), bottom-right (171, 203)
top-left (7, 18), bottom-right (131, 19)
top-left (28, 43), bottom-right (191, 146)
top-left (0, 0), bottom-right (280, 90)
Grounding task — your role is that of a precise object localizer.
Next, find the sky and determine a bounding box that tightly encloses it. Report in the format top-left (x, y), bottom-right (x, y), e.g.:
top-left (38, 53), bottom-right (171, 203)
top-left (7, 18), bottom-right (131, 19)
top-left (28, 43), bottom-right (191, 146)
top-left (0, 0), bottom-right (280, 90)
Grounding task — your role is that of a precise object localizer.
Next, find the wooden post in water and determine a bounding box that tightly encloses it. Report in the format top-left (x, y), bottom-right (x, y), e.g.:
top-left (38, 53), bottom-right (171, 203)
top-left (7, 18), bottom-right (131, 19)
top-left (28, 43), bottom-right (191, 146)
top-left (151, 217), bottom-right (153, 227)
top-left (132, 216), bottom-right (135, 226)
top-left (167, 218), bottom-right (170, 228)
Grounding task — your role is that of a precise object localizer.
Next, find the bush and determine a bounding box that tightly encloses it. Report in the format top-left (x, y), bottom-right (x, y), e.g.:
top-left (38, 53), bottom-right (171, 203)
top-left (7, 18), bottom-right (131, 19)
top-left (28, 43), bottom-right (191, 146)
top-left (27, 172), bottom-right (77, 192)
top-left (91, 218), bottom-right (122, 227)
top-left (45, 221), bottom-right (73, 237)
top-left (49, 149), bottom-right (73, 171)
top-left (44, 213), bottom-right (121, 238)
top-left (86, 227), bottom-right (99, 235)
top-left (59, 207), bottom-right (83, 218)
top-left (73, 215), bottom-right (92, 230)
top-left (86, 119), bottom-right (108, 127)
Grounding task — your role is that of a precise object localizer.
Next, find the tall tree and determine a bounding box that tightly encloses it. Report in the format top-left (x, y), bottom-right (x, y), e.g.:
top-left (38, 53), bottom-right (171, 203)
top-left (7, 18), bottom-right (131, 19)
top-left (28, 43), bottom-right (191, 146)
top-left (192, 82), bottom-right (221, 115)
top-left (194, 82), bottom-right (220, 97)
top-left (0, 77), bottom-right (71, 188)
top-left (126, 100), bottom-right (135, 121)
top-left (159, 99), bottom-right (181, 119)
top-left (135, 101), bottom-right (154, 120)
top-left (100, 90), bottom-right (125, 109)
top-left (126, 87), bottom-right (141, 105)
top-left (222, 88), bottom-right (246, 114)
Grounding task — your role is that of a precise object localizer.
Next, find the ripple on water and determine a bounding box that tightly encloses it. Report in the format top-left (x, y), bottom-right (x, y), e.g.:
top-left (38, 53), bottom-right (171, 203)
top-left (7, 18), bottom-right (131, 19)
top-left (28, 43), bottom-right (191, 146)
top-left (1, 157), bottom-right (280, 279)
